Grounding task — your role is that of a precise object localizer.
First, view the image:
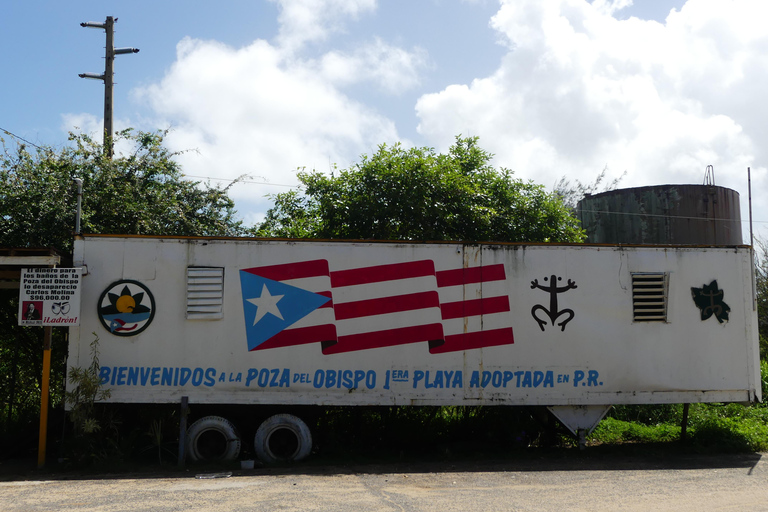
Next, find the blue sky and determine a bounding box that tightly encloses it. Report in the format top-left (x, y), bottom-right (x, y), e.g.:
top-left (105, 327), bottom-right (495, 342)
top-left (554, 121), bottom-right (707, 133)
top-left (2, 0), bottom-right (766, 240)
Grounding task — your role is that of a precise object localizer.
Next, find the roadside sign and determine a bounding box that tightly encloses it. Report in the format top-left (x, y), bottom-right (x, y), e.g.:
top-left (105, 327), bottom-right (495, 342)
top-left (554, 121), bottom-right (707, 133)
top-left (18, 268), bottom-right (82, 326)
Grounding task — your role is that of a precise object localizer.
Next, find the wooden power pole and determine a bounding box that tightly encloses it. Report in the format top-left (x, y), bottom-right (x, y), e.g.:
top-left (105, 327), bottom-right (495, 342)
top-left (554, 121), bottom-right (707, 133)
top-left (79, 16), bottom-right (139, 158)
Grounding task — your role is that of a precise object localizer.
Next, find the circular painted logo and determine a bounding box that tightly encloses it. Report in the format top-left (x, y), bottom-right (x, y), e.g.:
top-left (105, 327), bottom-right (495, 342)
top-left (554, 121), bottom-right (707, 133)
top-left (97, 280), bottom-right (156, 336)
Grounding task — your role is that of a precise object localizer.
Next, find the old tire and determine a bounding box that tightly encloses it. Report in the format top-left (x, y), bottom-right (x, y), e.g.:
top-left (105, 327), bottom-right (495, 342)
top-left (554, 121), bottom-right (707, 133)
top-left (254, 414), bottom-right (312, 463)
top-left (186, 416), bottom-right (241, 462)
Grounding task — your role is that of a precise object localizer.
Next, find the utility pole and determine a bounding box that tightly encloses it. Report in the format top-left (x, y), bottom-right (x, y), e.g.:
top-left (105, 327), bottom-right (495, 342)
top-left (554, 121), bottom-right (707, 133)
top-left (79, 16), bottom-right (139, 158)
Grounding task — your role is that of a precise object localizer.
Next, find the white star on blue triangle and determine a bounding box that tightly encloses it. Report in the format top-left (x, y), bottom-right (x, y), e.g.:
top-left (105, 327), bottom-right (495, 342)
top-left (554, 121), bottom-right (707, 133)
top-left (239, 270), bottom-right (330, 351)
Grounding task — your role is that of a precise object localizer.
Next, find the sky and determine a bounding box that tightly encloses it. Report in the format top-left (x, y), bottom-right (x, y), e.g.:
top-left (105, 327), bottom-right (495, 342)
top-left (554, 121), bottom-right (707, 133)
top-left (2, 0), bottom-right (766, 241)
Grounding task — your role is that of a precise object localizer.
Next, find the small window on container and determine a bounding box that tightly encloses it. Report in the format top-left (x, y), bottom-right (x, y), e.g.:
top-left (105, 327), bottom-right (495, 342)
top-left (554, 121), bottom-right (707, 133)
top-left (631, 272), bottom-right (668, 322)
top-left (186, 267), bottom-right (224, 320)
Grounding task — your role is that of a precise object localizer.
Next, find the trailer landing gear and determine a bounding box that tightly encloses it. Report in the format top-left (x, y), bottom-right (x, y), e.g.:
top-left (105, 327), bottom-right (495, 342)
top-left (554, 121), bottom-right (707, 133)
top-left (547, 404), bottom-right (612, 448)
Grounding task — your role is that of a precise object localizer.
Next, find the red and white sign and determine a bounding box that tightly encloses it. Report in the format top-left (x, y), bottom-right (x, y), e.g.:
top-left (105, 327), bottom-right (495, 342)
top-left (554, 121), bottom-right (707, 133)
top-left (18, 268), bottom-right (81, 326)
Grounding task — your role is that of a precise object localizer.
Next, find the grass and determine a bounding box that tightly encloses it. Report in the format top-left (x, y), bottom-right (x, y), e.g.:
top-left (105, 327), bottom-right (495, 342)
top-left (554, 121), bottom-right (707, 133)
top-left (589, 404), bottom-right (768, 452)
top-left (590, 417), bottom-right (682, 445)
top-left (589, 360), bottom-right (768, 452)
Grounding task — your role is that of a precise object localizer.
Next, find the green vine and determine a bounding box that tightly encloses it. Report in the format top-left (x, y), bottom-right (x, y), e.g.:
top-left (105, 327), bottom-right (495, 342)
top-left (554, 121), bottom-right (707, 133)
top-left (65, 333), bottom-right (111, 433)
top-left (63, 333), bottom-right (118, 464)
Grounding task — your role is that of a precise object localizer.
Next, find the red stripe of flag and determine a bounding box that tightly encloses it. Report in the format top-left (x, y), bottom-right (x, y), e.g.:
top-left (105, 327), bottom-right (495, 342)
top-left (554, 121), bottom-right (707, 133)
top-left (317, 290), bottom-right (333, 308)
top-left (251, 324), bottom-right (338, 351)
top-left (334, 291), bottom-right (440, 320)
top-left (322, 324), bottom-right (444, 354)
top-left (435, 264), bottom-right (506, 287)
top-left (440, 296), bottom-right (510, 320)
top-left (331, 260), bottom-right (435, 287)
top-left (429, 327), bottom-right (514, 354)
top-left (242, 259), bottom-right (330, 281)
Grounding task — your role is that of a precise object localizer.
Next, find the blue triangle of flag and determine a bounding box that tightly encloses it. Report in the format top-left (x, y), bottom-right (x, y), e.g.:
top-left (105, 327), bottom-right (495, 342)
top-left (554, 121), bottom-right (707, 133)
top-left (239, 271), bottom-right (330, 351)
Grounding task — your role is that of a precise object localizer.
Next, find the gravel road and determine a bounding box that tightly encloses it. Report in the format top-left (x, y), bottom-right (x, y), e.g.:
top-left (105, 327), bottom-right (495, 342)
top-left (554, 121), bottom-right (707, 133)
top-left (2, 452), bottom-right (767, 511)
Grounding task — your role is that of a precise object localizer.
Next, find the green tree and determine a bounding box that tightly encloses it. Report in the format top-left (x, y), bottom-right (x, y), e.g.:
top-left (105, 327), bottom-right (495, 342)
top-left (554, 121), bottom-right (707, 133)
top-left (1, 129), bottom-right (245, 254)
top-left (256, 190), bottom-right (321, 239)
top-left (0, 129), bottom-right (245, 456)
top-left (256, 136), bottom-right (585, 243)
top-left (756, 238), bottom-right (768, 360)
top-left (552, 165), bottom-right (626, 211)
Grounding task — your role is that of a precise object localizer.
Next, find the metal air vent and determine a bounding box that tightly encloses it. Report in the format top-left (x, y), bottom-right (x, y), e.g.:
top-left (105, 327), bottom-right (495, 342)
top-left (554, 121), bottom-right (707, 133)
top-left (187, 267), bottom-right (224, 320)
top-left (631, 272), bottom-right (668, 322)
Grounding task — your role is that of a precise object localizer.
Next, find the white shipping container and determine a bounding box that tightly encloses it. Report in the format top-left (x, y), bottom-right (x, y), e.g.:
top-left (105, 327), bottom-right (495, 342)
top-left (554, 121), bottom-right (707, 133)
top-left (68, 235), bottom-right (761, 460)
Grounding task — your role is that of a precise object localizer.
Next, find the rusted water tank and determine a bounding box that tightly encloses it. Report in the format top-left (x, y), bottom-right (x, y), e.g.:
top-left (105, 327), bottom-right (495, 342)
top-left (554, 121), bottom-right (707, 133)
top-left (576, 185), bottom-right (742, 245)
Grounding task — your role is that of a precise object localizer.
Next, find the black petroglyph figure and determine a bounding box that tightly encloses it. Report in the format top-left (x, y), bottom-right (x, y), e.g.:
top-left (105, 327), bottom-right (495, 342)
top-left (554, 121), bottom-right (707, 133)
top-left (531, 275), bottom-right (577, 332)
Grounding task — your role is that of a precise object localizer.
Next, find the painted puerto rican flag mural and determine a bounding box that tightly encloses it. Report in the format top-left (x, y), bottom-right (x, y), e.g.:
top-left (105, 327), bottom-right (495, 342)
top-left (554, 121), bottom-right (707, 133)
top-left (239, 259), bottom-right (513, 354)
top-left (433, 265), bottom-right (513, 354)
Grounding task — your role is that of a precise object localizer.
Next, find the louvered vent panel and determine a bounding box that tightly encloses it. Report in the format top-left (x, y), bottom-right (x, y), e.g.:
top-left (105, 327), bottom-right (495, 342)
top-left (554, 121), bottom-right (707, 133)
top-left (187, 267), bottom-right (224, 320)
top-left (632, 272), bottom-right (668, 322)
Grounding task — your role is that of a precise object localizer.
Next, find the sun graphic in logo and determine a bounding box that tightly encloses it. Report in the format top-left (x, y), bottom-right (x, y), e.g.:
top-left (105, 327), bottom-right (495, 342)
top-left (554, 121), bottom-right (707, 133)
top-left (97, 280), bottom-right (156, 336)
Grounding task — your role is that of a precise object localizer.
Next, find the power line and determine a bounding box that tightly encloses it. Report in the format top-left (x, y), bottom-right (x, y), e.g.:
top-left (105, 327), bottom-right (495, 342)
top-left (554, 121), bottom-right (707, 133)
top-left (0, 127), bottom-right (45, 150)
top-left (577, 207), bottom-right (768, 225)
top-left (181, 174), bottom-right (299, 188)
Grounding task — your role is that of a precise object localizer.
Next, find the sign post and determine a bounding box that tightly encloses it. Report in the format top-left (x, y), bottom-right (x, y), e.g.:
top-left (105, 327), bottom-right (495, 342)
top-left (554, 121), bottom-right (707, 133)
top-left (37, 327), bottom-right (52, 468)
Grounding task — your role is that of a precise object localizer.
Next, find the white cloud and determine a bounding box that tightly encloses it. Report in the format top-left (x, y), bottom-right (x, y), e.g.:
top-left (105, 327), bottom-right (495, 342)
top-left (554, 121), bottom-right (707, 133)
top-left (126, 0), bottom-right (452, 223)
top-left (127, 0), bottom-right (444, 225)
top-left (591, 0), bottom-right (633, 17)
top-left (271, 0), bottom-right (377, 50)
top-left (319, 38), bottom-right (428, 94)
top-left (133, 36), bottom-right (403, 220)
top-left (61, 113), bottom-right (137, 156)
top-left (61, 113), bottom-right (101, 138)
top-left (415, 0), bottom-right (768, 237)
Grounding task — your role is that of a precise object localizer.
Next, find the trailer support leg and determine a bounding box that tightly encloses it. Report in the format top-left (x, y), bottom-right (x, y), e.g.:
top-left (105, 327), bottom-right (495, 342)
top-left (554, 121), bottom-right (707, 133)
top-left (680, 403), bottom-right (690, 445)
top-left (578, 429), bottom-right (587, 450)
top-left (177, 396), bottom-right (189, 467)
